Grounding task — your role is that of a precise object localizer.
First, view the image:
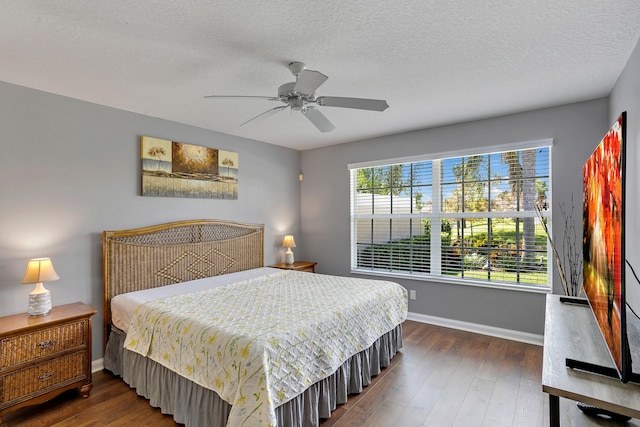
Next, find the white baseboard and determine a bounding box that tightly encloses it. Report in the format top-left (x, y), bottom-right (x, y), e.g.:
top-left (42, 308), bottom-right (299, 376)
top-left (406, 312), bottom-right (543, 346)
top-left (92, 358), bottom-right (104, 373)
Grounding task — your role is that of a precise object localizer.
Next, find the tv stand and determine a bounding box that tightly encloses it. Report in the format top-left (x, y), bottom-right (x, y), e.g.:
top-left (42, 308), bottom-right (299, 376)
top-left (565, 357), bottom-right (640, 384)
top-left (560, 296), bottom-right (640, 383)
top-left (559, 295), bottom-right (640, 383)
top-left (542, 294), bottom-right (640, 426)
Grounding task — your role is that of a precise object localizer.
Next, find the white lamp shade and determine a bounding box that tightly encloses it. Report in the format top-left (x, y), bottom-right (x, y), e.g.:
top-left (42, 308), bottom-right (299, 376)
top-left (20, 258), bottom-right (60, 284)
top-left (282, 235), bottom-right (296, 248)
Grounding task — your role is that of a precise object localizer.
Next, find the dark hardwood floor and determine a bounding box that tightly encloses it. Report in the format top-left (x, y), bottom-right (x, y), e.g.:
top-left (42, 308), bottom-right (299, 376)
top-left (2, 320), bottom-right (638, 426)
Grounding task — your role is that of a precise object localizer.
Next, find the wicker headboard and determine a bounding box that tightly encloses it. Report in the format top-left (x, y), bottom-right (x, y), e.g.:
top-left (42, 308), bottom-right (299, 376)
top-left (102, 219), bottom-right (264, 349)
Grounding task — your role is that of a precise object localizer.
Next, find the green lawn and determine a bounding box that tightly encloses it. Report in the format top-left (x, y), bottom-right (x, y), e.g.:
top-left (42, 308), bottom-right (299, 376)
top-left (360, 217), bottom-right (551, 286)
top-left (449, 269), bottom-right (548, 285)
top-left (442, 218), bottom-right (548, 247)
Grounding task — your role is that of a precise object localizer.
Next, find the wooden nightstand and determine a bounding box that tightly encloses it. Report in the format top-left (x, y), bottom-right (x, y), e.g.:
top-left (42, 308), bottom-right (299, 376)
top-left (271, 261), bottom-right (317, 273)
top-left (0, 302), bottom-right (97, 423)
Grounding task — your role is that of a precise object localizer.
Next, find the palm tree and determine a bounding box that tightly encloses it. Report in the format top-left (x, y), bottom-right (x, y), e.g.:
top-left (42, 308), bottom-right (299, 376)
top-left (501, 150), bottom-right (536, 265)
top-left (501, 152), bottom-right (523, 200)
top-left (451, 155), bottom-right (486, 237)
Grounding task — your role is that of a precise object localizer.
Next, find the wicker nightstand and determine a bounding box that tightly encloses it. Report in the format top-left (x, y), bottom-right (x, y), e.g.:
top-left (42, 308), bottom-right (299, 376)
top-left (271, 261), bottom-right (317, 273)
top-left (0, 302), bottom-right (96, 423)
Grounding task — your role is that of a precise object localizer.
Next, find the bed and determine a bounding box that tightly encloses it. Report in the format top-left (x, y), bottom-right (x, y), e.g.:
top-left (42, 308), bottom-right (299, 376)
top-left (102, 219), bottom-right (407, 427)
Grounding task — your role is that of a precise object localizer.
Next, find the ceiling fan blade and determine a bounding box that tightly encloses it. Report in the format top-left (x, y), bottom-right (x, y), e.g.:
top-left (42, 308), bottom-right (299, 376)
top-left (239, 105), bottom-right (288, 127)
top-left (204, 95), bottom-right (278, 100)
top-left (302, 107), bottom-right (335, 133)
top-left (316, 96), bottom-right (389, 111)
top-left (293, 69), bottom-right (328, 95)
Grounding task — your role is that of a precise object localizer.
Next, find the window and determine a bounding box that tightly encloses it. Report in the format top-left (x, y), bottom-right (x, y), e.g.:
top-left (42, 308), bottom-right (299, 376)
top-left (349, 140), bottom-right (552, 291)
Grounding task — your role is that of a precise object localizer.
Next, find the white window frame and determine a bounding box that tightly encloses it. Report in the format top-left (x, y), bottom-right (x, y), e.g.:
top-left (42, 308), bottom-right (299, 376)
top-left (348, 138), bottom-right (553, 293)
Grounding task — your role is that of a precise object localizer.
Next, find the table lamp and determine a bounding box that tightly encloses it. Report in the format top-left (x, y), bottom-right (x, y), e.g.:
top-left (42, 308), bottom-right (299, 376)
top-left (282, 235), bottom-right (296, 264)
top-left (20, 257), bottom-right (59, 316)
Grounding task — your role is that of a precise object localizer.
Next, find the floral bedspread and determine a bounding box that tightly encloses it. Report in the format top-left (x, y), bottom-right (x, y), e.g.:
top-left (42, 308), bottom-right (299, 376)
top-left (124, 270), bottom-right (407, 427)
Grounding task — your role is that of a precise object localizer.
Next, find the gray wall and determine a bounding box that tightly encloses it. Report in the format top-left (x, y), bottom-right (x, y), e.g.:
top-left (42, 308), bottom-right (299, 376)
top-left (301, 98), bottom-right (610, 335)
top-left (611, 38), bottom-right (640, 312)
top-left (0, 81), bottom-right (301, 359)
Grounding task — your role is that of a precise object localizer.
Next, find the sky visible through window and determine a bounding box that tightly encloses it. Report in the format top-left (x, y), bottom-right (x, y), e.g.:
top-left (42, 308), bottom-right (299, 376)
top-left (392, 147), bottom-right (550, 206)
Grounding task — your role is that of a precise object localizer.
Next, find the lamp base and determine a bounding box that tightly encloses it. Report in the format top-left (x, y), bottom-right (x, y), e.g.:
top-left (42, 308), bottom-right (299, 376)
top-left (28, 290), bottom-right (51, 316)
top-left (285, 251), bottom-right (295, 265)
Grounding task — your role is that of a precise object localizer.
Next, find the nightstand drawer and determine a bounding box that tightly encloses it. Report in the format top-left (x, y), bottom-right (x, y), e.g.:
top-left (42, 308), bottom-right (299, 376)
top-left (0, 351), bottom-right (86, 408)
top-left (0, 321), bottom-right (87, 369)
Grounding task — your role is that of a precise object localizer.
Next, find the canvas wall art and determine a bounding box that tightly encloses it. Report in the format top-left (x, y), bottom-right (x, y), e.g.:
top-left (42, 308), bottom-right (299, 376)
top-left (141, 136), bottom-right (238, 199)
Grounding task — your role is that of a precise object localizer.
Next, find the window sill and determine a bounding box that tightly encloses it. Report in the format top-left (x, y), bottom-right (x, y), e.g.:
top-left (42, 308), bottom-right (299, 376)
top-left (350, 268), bottom-right (553, 294)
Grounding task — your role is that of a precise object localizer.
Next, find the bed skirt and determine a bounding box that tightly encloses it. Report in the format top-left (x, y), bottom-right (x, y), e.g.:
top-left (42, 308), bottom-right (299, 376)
top-left (104, 324), bottom-right (402, 427)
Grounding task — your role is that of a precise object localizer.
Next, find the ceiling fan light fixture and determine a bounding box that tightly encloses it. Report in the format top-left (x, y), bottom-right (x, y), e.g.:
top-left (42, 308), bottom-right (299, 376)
top-left (290, 98), bottom-right (304, 111)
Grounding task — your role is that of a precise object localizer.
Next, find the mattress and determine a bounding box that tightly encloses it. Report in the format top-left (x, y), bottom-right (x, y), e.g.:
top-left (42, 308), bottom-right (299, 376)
top-left (111, 267), bottom-right (280, 332)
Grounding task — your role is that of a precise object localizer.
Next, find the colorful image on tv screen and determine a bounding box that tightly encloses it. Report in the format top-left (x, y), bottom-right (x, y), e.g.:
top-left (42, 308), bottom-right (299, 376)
top-left (583, 113), bottom-right (624, 375)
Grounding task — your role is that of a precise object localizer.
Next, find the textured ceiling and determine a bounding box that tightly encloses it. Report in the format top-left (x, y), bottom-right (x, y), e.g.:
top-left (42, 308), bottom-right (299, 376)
top-left (3, 1), bottom-right (640, 150)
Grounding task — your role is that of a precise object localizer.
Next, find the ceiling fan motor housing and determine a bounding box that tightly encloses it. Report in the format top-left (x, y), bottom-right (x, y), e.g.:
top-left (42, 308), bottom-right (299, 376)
top-left (278, 82), bottom-right (311, 110)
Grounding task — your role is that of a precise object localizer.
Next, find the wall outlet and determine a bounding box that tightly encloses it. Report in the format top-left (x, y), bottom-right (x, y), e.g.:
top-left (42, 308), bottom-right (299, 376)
top-left (409, 290), bottom-right (416, 300)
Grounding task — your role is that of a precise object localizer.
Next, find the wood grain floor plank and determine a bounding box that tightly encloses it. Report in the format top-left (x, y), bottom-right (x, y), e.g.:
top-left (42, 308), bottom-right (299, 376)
top-left (485, 361), bottom-right (521, 426)
top-left (360, 398), bottom-right (406, 427)
top-left (482, 418), bottom-right (512, 427)
top-left (452, 376), bottom-right (494, 427)
top-left (476, 337), bottom-right (510, 381)
top-left (511, 345), bottom-right (545, 427)
top-left (390, 389), bottom-right (437, 427)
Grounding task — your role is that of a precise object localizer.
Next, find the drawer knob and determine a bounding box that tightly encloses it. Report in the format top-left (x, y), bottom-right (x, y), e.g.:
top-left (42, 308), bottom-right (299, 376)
top-left (38, 371), bottom-right (55, 381)
top-left (38, 339), bottom-right (57, 349)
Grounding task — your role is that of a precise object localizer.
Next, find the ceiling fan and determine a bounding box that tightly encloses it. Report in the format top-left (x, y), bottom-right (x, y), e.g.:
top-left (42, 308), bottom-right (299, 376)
top-left (204, 62), bottom-right (389, 133)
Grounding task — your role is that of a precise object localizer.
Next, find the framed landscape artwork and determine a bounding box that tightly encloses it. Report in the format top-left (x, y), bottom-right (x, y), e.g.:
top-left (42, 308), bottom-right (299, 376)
top-left (141, 136), bottom-right (238, 199)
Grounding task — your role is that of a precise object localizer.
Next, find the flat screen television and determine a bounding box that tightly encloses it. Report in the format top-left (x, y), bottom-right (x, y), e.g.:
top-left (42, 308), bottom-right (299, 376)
top-left (582, 111), bottom-right (631, 382)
